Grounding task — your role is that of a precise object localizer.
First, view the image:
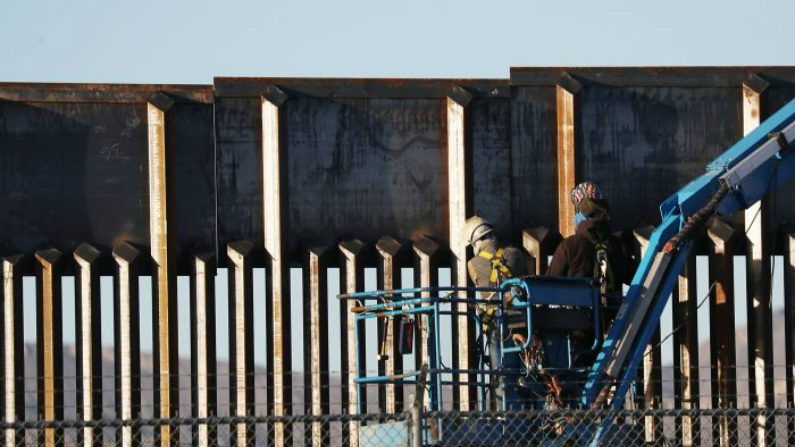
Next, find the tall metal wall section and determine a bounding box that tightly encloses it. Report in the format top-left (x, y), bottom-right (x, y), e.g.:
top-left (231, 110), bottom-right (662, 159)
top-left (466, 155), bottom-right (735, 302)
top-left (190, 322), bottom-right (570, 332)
top-left (1, 67), bottom-right (795, 446)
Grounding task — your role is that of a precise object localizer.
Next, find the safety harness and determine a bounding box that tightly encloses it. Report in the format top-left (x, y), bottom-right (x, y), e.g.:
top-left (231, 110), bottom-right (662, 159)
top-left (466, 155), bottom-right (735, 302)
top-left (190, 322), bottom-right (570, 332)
top-left (592, 238), bottom-right (610, 295)
top-left (477, 248), bottom-right (513, 285)
top-left (473, 247), bottom-right (514, 333)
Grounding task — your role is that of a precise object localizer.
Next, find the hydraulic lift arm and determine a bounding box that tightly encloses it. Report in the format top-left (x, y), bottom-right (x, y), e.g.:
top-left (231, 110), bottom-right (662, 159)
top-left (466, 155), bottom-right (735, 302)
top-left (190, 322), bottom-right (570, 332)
top-left (582, 98), bottom-right (795, 410)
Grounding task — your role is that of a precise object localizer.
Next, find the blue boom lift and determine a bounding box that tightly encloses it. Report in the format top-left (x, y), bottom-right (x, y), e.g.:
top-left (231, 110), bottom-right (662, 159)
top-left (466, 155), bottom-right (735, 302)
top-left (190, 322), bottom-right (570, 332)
top-left (340, 98), bottom-right (795, 446)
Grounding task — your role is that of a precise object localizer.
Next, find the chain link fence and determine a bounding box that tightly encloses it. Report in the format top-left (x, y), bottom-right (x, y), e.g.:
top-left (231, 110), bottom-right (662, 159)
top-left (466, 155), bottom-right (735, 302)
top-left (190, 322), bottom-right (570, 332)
top-left (4, 407), bottom-right (795, 446)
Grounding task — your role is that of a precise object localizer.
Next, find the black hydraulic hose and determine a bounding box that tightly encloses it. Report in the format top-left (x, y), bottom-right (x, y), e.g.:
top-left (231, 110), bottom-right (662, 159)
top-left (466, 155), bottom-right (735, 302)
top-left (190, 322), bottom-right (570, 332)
top-left (663, 182), bottom-right (731, 254)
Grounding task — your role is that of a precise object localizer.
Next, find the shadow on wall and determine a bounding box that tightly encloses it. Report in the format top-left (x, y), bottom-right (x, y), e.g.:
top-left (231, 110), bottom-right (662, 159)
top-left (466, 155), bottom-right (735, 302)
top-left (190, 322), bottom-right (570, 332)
top-left (0, 99), bottom-right (150, 259)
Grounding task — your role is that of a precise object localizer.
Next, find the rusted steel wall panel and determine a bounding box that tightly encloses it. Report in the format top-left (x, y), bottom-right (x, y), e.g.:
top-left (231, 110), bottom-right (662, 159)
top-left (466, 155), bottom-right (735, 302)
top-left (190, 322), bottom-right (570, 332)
top-left (576, 86), bottom-right (742, 229)
top-left (469, 97), bottom-right (513, 239)
top-left (214, 97), bottom-right (263, 249)
top-left (0, 86), bottom-right (215, 272)
top-left (284, 97), bottom-right (446, 255)
top-left (509, 87), bottom-right (558, 232)
top-left (171, 102), bottom-right (217, 269)
top-left (0, 101), bottom-right (150, 254)
top-left (214, 78), bottom-right (508, 261)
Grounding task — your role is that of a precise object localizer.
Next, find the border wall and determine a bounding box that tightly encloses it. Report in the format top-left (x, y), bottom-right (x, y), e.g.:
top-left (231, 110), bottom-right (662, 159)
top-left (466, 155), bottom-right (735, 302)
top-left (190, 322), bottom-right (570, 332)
top-left (1, 67), bottom-right (795, 446)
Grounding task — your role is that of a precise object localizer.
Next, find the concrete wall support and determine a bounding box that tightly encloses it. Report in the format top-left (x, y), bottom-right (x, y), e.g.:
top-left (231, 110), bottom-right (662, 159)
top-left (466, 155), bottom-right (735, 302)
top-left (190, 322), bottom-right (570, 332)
top-left (262, 85), bottom-right (290, 447)
top-left (307, 247), bottom-right (332, 447)
top-left (227, 242), bottom-right (255, 447)
top-left (147, 92), bottom-right (179, 447)
top-left (673, 244), bottom-right (700, 447)
top-left (447, 85), bottom-right (473, 410)
top-left (376, 236), bottom-right (406, 413)
top-left (113, 242), bottom-right (141, 447)
top-left (708, 217), bottom-right (740, 447)
top-left (74, 243), bottom-right (103, 447)
top-left (191, 253), bottom-right (217, 447)
top-left (339, 239), bottom-right (366, 447)
top-left (3, 255), bottom-right (25, 447)
top-left (413, 236), bottom-right (440, 409)
top-left (35, 248), bottom-right (64, 447)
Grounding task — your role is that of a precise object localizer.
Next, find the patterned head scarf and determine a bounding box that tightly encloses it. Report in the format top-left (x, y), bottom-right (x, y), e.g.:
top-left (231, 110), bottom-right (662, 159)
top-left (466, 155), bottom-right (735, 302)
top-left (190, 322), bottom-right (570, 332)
top-left (570, 181), bottom-right (603, 205)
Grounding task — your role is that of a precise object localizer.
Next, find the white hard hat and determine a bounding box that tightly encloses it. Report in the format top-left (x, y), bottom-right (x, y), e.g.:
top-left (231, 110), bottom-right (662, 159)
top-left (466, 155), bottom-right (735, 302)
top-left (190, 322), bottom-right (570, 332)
top-left (464, 215), bottom-right (494, 246)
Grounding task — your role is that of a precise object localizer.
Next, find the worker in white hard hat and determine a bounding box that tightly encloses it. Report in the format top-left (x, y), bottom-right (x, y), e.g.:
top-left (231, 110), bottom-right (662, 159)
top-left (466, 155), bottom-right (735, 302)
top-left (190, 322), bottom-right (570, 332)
top-left (464, 215), bottom-right (531, 409)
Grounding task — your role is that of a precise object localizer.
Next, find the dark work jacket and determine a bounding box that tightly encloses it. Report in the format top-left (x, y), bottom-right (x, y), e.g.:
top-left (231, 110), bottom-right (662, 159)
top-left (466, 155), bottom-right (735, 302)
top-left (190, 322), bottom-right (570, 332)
top-left (546, 219), bottom-right (633, 293)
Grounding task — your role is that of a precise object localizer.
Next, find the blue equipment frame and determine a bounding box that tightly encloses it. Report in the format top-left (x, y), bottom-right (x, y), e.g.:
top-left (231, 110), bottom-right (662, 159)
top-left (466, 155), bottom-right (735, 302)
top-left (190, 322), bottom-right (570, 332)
top-left (340, 276), bottom-right (603, 444)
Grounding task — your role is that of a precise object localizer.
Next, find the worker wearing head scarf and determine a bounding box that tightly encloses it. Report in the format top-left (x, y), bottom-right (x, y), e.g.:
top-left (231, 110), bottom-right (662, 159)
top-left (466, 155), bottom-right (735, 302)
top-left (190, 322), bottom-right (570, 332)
top-left (547, 181), bottom-right (631, 292)
top-left (547, 182), bottom-right (634, 368)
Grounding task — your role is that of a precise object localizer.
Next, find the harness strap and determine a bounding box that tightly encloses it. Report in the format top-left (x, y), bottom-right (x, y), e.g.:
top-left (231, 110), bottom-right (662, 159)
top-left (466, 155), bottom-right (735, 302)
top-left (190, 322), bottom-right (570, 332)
top-left (478, 248), bottom-right (512, 284)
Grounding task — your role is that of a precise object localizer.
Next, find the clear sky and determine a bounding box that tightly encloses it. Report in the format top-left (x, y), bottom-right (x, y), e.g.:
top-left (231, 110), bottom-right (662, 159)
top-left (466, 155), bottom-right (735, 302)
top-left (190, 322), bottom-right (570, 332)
top-left (2, 0), bottom-right (795, 84)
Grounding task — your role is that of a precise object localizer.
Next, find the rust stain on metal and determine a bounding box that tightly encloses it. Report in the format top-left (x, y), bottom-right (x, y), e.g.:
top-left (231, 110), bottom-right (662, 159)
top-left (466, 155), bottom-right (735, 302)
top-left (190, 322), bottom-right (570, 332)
top-left (0, 83), bottom-right (213, 103)
top-left (556, 81), bottom-right (578, 238)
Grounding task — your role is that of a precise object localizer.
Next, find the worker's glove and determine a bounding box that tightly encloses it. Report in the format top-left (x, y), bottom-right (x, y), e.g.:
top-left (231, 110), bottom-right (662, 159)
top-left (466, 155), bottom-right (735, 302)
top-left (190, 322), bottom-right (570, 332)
top-left (505, 286), bottom-right (525, 307)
